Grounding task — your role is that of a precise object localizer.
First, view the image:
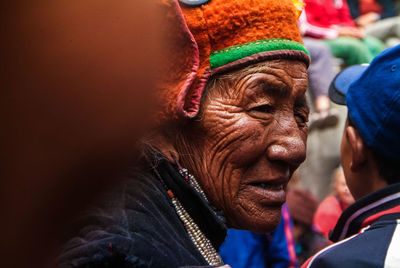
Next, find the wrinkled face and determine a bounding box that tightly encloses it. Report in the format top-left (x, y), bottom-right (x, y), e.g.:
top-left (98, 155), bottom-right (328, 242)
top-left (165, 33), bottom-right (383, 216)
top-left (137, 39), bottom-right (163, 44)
top-left (180, 60), bottom-right (309, 233)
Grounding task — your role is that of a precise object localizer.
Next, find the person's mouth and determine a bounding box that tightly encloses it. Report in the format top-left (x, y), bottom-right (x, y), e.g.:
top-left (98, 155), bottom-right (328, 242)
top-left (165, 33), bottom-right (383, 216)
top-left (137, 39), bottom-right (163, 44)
top-left (246, 177), bottom-right (289, 205)
top-left (250, 181), bottom-right (286, 191)
top-left (249, 177), bottom-right (289, 190)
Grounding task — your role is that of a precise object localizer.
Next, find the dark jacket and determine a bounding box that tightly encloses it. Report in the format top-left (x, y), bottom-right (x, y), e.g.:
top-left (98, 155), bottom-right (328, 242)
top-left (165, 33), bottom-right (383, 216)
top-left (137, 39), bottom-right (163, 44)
top-left (302, 183), bottom-right (400, 268)
top-left (346, 0), bottom-right (397, 20)
top-left (59, 158), bottom-right (227, 268)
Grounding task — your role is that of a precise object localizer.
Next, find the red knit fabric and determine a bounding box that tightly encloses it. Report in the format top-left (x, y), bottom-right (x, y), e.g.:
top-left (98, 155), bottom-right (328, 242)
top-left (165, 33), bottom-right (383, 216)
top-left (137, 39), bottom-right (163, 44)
top-left (173, 0), bottom-right (306, 119)
top-left (157, 0), bottom-right (309, 122)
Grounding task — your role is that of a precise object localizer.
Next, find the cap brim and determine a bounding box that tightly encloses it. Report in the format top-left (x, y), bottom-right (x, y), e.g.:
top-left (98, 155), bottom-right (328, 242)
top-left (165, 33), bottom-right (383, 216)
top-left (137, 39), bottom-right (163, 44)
top-left (329, 65), bottom-right (368, 105)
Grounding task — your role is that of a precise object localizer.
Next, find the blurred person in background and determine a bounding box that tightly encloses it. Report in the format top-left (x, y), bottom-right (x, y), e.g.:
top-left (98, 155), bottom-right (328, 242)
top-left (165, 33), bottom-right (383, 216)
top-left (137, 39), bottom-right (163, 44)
top-left (58, 0), bottom-right (311, 267)
top-left (286, 188), bottom-right (330, 265)
top-left (313, 167), bottom-right (355, 239)
top-left (347, 0), bottom-right (400, 47)
top-left (300, 0), bottom-right (386, 66)
top-left (302, 38), bottom-right (339, 131)
top-left (303, 45), bottom-right (400, 267)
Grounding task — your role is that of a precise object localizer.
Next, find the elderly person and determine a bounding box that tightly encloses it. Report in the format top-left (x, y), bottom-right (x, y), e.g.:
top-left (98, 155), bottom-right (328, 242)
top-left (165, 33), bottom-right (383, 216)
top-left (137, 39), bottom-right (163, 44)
top-left (59, 0), bottom-right (310, 267)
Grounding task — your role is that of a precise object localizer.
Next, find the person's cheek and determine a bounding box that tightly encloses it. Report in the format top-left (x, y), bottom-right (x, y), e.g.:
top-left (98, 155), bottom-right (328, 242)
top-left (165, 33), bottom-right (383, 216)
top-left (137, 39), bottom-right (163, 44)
top-left (200, 112), bottom-right (260, 210)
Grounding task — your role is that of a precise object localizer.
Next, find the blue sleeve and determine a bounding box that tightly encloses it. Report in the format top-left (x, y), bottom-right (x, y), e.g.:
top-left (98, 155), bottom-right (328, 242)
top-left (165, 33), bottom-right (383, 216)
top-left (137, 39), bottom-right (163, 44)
top-left (265, 204), bottom-right (298, 268)
top-left (219, 229), bottom-right (268, 268)
top-left (220, 205), bottom-right (298, 268)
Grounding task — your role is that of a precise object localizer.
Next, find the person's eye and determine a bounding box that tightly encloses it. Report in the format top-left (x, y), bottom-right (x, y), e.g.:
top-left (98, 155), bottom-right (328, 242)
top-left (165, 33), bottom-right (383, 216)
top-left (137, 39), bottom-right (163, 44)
top-left (251, 104), bottom-right (274, 114)
top-left (294, 110), bottom-right (309, 125)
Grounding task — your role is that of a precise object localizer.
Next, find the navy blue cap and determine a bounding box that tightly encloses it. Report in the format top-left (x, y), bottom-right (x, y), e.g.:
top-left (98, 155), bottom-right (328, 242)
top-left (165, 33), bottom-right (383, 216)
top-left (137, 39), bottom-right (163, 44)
top-left (329, 45), bottom-right (400, 161)
top-left (329, 64), bottom-right (368, 105)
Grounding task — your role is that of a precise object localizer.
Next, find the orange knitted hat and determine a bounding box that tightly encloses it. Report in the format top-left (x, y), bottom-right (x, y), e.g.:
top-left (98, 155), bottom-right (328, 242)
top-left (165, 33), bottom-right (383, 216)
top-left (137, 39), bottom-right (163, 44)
top-left (159, 0), bottom-right (309, 121)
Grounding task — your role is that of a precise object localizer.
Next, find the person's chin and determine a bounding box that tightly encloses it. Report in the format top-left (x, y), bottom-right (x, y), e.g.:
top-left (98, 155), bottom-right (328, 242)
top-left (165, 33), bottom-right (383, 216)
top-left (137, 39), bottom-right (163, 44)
top-left (249, 210), bottom-right (282, 234)
top-left (228, 204), bottom-right (282, 234)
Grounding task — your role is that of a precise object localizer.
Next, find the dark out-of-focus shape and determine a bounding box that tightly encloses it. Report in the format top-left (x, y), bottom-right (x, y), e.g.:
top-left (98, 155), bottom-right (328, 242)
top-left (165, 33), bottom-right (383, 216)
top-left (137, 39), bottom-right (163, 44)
top-left (0, 0), bottom-right (197, 267)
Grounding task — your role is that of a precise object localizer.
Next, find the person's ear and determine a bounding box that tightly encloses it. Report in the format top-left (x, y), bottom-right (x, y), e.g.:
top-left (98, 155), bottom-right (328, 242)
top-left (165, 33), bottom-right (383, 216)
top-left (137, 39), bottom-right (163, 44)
top-left (346, 126), bottom-right (367, 171)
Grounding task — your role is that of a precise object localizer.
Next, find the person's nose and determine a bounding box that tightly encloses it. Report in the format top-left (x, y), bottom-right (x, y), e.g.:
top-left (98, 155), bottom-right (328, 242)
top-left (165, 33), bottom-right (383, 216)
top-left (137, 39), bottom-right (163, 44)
top-left (266, 117), bottom-right (306, 169)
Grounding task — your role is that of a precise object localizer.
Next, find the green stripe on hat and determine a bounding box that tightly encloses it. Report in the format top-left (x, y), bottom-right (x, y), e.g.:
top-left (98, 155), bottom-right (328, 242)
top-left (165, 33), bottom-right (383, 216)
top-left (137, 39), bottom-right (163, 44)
top-left (210, 38), bottom-right (309, 69)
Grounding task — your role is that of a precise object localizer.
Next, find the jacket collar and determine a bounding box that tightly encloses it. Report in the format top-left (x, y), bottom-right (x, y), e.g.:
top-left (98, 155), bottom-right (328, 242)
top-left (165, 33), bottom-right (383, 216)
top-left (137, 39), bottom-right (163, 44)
top-left (330, 183), bottom-right (400, 242)
top-left (155, 157), bottom-right (227, 249)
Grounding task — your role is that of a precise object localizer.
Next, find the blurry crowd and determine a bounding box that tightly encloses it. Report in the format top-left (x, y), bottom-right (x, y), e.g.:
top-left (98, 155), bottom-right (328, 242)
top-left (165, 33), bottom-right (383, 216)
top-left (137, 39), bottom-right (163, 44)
top-left (301, 0), bottom-right (400, 131)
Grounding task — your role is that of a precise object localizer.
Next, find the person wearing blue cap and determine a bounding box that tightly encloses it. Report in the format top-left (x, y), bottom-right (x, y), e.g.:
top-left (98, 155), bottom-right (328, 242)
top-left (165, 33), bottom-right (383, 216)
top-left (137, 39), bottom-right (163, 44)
top-left (302, 45), bottom-right (400, 268)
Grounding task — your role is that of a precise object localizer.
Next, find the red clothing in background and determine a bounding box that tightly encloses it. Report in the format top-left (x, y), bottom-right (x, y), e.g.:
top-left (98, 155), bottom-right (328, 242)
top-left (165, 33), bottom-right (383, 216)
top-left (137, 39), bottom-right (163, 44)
top-left (360, 0), bottom-right (383, 15)
top-left (304, 0), bottom-right (355, 28)
top-left (313, 195), bottom-right (348, 239)
top-left (301, 0), bottom-right (356, 39)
